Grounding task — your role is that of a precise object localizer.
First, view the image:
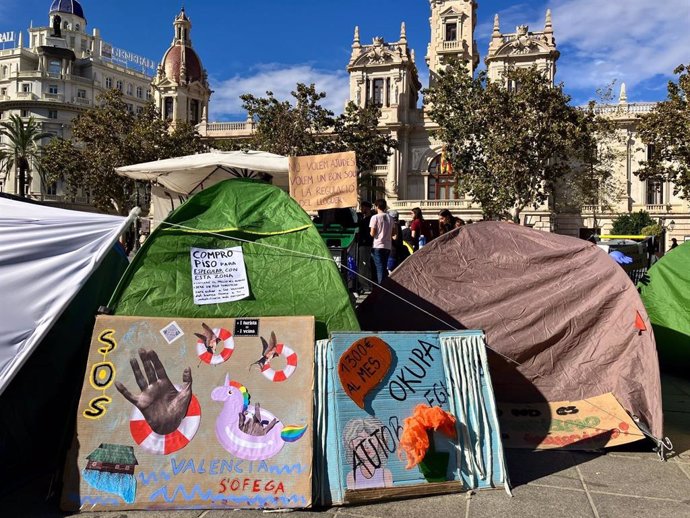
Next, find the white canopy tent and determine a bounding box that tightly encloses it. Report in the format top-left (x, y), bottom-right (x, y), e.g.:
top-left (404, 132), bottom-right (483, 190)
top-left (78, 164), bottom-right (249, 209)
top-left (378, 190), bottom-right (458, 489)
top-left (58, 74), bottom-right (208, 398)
top-left (116, 150), bottom-right (290, 226)
top-left (0, 196), bottom-right (138, 395)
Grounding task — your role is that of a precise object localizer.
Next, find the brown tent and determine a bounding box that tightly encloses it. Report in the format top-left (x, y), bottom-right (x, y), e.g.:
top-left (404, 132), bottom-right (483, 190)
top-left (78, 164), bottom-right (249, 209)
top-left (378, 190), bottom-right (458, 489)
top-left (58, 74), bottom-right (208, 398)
top-left (358, 221), bottom-right (663, 443)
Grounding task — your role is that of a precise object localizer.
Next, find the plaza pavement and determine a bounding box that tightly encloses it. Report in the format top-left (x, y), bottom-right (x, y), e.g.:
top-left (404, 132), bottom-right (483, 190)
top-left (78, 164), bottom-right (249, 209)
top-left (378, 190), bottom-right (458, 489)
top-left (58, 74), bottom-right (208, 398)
top-left (3, 373), bottom-right (689, 518)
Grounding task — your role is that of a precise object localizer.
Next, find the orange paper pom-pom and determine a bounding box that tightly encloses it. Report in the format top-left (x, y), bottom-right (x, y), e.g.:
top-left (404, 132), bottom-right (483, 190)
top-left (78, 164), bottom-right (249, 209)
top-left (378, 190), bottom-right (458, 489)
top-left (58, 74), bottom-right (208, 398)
top-left (398, 404), bottom-right (458, 469)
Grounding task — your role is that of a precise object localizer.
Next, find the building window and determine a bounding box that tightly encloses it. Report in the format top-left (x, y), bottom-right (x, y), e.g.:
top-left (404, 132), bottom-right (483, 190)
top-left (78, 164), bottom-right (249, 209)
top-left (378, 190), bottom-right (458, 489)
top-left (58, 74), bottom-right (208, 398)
top-left (21, 109), bottom-right (30, 117)
top-left (48, 84), bottom-right (58, 94)
top-left (1, 87), bottom-right (7, 96)
top-left (127, 83), bottom-right (133, 96)
top-left (164, 97), bottom-right (174, 120)
top-left (136, 106), bottom-right (143, 115)
top-left (372, 78), bottom-right (384, 107)
top-left (146, 89), bottom-right (151, 100)
top-left (48, 59), bottom-right (61, 74)
top-left (22, 83), bottom-right (32, 93)
top-left (445, 22), bottom-right (457, 41)
top-left (427, 155), bottom-right (458, 200)
top-left (646, 180), bottom-right (664, 205)
top-left (136, 86), bottom-right (143, 98)
top-left (77, 89), bottom-right (87, 98)
top-left (75, 23), bottom-right (80, 31)
top-left (190, 99), bottom-right (199, 124)
top-left (105, 77), bottom-right (112, 88)
top-left (48, 110), bottom-right (58, 119)
top-left (116, 80), bottom-right (123, 91)
top-left (0, 66), bottom-right (6, 78)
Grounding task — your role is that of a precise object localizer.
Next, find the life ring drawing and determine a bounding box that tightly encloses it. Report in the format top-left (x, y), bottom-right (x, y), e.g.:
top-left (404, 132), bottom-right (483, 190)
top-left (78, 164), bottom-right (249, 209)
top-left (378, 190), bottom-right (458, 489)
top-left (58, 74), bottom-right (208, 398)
top-left (196, 326), bottom-right (234, 365)
top-left (260, 343), bottom-right (297, 382)
top-left (129, 392), bottom-right (201, 455)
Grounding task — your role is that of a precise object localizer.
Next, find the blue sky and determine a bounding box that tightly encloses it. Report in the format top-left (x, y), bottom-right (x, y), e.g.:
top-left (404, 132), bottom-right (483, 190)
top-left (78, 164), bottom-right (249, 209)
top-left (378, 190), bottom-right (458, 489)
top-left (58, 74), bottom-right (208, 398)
top-left (2, 0), bottom-right (688, 121)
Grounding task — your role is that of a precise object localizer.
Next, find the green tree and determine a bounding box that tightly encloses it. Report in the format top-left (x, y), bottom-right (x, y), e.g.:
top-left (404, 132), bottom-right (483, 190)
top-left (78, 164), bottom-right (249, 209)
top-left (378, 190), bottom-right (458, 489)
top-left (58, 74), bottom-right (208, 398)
top-left (239, 84), bottom-right (396, 191)
top-left (240, 83), bottom-right (336, 157)
top-left (558, 84), bottom-right (626, 232)
top-left (0, 114), bottom-right (51, 197)
top-left (610, 210), bottom-right (655, 235)
top-left (424, 62), bottom-right (585, 222)
top-left (41, 90), bottom-right (206, 214)
top-left (637, 64), bottom-right (690, 198)
top-left (332, 101), bottom-right (397, 196)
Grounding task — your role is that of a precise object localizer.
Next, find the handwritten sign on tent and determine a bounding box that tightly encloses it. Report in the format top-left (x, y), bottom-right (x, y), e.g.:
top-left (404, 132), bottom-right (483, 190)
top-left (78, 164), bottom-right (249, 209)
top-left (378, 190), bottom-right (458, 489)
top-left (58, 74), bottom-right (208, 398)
top-left (288, 151), bottom-right (357, 210)
top-left (62, 315), bottom-right (315, 512)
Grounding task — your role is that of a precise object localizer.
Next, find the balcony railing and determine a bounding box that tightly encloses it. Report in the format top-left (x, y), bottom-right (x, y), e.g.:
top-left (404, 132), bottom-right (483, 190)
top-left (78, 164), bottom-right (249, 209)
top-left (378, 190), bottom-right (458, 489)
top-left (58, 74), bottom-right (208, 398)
top-left (391, 199), bottom-right (479, 211)
top-left (442, 40), bottom-right (461, 50)
top-left (645, 204), bottom-right (668, 213)
top-left (72, 96), bottom-right (91, 106)
top-left (16, 91), bottom-right (37, 100)
top-left (42, 93), bottom-right (64, 102)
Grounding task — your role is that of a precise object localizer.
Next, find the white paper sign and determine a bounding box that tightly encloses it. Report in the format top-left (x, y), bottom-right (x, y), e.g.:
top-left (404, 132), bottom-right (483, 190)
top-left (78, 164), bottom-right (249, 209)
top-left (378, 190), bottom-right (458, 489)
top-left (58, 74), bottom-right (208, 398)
top-left (190, 246), bottom-right (250, 305)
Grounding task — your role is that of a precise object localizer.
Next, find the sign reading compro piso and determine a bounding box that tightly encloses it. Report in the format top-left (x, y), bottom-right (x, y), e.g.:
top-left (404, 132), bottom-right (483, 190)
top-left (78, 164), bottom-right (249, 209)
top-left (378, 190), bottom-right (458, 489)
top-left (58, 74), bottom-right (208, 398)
top-left (288, 151), bottom-right (357, 211)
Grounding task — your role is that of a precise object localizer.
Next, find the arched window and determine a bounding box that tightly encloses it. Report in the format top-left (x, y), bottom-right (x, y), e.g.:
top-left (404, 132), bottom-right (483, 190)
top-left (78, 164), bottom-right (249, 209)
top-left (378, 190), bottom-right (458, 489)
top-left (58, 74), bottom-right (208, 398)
top-left (75, 23), bottom-right (80, 31)
top-left (427, 155), bottom-right (458, 200)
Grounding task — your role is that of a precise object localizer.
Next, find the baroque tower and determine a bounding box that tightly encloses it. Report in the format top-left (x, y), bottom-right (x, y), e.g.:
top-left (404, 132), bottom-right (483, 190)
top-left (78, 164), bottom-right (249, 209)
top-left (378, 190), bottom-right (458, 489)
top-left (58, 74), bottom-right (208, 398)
top-left (152, 8), bottom-right (211, 126)
top-left (485, 10), bottom-right (559, 86)
top-left (425, 0), bottom-right (479, 85)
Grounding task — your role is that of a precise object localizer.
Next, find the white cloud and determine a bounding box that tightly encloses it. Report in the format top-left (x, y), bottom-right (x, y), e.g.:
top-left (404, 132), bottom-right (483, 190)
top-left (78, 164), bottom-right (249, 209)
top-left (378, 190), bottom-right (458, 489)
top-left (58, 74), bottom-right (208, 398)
top-left (548, 0), bottom-right (689, 97)
top-left (208, 64), bottom-right (350, 122)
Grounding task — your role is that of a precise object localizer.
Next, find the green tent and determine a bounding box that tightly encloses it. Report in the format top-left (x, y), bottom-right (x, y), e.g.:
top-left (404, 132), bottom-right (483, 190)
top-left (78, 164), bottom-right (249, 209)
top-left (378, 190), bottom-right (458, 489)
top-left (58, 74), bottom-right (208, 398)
top-left (638, 241), bottom-right (690, 371)
top-left (108, 179), bottom-right (359, 339)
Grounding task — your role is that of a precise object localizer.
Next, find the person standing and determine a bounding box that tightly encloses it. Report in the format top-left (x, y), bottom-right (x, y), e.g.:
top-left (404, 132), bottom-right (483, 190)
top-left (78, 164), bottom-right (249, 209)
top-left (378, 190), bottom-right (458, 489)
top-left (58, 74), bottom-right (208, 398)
top-left (409, 207), bottom-right (433, 251)
top-left (369, 199), bottom-right (397, 284)
top-left (355, 201), bottom-right (374, 293)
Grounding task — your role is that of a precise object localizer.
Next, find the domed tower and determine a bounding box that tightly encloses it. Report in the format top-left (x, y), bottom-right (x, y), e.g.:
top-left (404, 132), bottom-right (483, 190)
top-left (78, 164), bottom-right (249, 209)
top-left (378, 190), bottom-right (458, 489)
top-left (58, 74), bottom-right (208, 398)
top-left (49, 0), bottom-right (87, 36)
top-left (152, 8), bottom-right (211, 126)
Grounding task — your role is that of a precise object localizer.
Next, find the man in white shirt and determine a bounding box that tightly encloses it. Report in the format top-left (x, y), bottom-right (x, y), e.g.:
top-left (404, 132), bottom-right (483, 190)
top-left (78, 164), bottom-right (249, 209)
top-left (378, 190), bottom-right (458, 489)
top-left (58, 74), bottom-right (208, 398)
top-left (369, 199), bottom-right (397, 284)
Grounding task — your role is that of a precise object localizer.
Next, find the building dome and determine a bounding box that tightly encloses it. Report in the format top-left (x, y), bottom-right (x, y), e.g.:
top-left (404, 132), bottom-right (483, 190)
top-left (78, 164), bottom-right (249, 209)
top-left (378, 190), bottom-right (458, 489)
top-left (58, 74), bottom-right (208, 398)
top-left (162, 45), bottom-right (204, 84)
top-left (49, 0), bottom-right (85, 20)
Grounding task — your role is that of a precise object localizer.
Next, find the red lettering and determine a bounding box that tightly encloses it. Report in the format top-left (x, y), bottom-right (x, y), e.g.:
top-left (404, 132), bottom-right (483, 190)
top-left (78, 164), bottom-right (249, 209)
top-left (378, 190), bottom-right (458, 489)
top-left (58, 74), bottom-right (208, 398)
top-left (252, 480), bottom-right (261, 492)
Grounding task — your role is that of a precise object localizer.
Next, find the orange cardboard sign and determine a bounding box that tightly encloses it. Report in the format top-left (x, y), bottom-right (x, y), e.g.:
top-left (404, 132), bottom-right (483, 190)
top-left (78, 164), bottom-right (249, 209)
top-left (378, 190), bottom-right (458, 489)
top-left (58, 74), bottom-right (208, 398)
top-left (498, 393), bottom-right (643, 450)
top-left (288, 151), bottom-right (358, 210)
top-left (338, 336), bottom-right (393, 409)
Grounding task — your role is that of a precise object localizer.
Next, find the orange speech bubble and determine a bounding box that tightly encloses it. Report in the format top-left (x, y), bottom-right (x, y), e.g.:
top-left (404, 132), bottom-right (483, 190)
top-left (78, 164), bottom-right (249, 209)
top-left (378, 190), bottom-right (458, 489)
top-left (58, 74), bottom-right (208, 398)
top-left (338, 336), bottom-right (393, 409)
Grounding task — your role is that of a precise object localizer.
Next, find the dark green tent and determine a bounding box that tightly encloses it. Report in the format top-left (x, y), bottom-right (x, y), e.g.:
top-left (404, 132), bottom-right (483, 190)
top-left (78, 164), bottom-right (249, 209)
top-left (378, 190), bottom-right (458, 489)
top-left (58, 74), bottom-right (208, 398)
top-left (108, 179), bottom-right (359, 339)
top-left (639, 241), bottom-right (690, 371)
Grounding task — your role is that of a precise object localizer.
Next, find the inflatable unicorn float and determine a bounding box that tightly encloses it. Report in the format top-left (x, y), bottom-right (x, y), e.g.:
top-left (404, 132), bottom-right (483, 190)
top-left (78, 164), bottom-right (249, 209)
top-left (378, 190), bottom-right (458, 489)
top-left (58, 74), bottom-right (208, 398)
top-left (211, 376), bottom-right (308, 461)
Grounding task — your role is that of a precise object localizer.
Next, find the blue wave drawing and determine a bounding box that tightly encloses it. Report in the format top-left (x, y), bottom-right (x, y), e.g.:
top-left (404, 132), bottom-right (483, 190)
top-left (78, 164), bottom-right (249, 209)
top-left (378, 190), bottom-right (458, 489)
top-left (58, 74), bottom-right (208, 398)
top-left (138, 469), bottom-right (172, 485)
top-left (149, 484), bottom-right (306, 506)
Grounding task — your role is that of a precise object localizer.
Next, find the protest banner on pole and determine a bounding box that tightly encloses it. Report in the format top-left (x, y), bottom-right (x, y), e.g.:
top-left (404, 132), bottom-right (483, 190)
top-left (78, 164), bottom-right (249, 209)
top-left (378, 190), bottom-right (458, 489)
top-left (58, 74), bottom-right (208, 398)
top-left (288, 151), bottom-right (358, 211)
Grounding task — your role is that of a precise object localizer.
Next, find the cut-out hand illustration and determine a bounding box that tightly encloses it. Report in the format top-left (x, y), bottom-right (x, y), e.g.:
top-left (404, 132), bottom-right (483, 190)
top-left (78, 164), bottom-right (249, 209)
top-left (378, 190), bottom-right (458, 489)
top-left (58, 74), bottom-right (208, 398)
top-left (115, 348), bottom-right (193, 436)
top-left (194, 323), bottom-right (221, 355)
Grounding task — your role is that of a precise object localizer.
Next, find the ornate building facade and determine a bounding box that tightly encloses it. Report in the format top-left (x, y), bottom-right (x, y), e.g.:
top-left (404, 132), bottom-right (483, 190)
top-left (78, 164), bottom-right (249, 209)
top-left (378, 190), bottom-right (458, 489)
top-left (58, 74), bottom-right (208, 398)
top-left (0, 0), bottom-right (155, 201)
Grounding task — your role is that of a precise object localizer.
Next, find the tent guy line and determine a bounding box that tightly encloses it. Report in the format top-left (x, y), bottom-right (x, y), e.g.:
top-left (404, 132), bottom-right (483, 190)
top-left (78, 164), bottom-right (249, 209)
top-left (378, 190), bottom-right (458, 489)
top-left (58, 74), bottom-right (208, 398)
top-left (153, 218), bottom-right (523, 366)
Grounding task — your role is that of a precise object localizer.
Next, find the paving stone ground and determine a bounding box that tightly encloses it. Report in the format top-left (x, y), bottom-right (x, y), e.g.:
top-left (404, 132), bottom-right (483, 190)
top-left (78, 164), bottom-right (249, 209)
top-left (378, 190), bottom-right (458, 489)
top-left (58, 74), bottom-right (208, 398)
top-left (3, 375), bottom-right (689, 518)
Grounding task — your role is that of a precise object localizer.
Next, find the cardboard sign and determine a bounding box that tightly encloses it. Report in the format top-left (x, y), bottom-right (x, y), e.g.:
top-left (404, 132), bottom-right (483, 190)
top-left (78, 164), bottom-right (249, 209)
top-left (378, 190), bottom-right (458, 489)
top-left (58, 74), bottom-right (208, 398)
top-left (190, 247), bottom-right (250, 305)
top-left (338, 336), bottom-right (393, 409)
top-left (288, 151), bottom-right (358, 210)
top-left (498, 392), bottom-right (643, 449)
top-left (63, 315), bottom-right (315, 511)
top-left (316, 331), bottom-right (509, 506)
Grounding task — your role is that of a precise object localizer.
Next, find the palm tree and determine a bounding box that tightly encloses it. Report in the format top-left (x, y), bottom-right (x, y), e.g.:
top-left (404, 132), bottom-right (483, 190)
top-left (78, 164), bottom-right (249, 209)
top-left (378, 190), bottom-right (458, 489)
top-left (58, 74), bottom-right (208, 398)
top-left (0, 114), bottom-right (51, 197)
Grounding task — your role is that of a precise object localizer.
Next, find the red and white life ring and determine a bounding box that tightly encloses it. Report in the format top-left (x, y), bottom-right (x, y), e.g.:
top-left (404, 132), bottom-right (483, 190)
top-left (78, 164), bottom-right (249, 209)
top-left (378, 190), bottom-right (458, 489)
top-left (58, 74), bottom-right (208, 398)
top-left (260, 342), bottom-right (298, 382)
top-left (129, 392), bottom-right (201, 455)
top-left (196, 327), bottom-right (234, 365)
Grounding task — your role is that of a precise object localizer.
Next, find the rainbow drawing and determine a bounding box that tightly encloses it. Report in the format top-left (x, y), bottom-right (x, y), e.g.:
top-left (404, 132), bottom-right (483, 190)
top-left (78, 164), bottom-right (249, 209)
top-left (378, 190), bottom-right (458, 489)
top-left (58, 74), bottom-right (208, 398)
top-left (281, 424), bottom-right (308, 443)
top-left (228, 380), bottom-right (249, 412)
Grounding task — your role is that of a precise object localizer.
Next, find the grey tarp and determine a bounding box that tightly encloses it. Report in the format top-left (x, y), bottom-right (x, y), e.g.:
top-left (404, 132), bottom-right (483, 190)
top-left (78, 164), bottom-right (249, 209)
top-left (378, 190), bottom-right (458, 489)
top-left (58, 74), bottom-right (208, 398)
top-left (357, 221), bottom-right (663, 439)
